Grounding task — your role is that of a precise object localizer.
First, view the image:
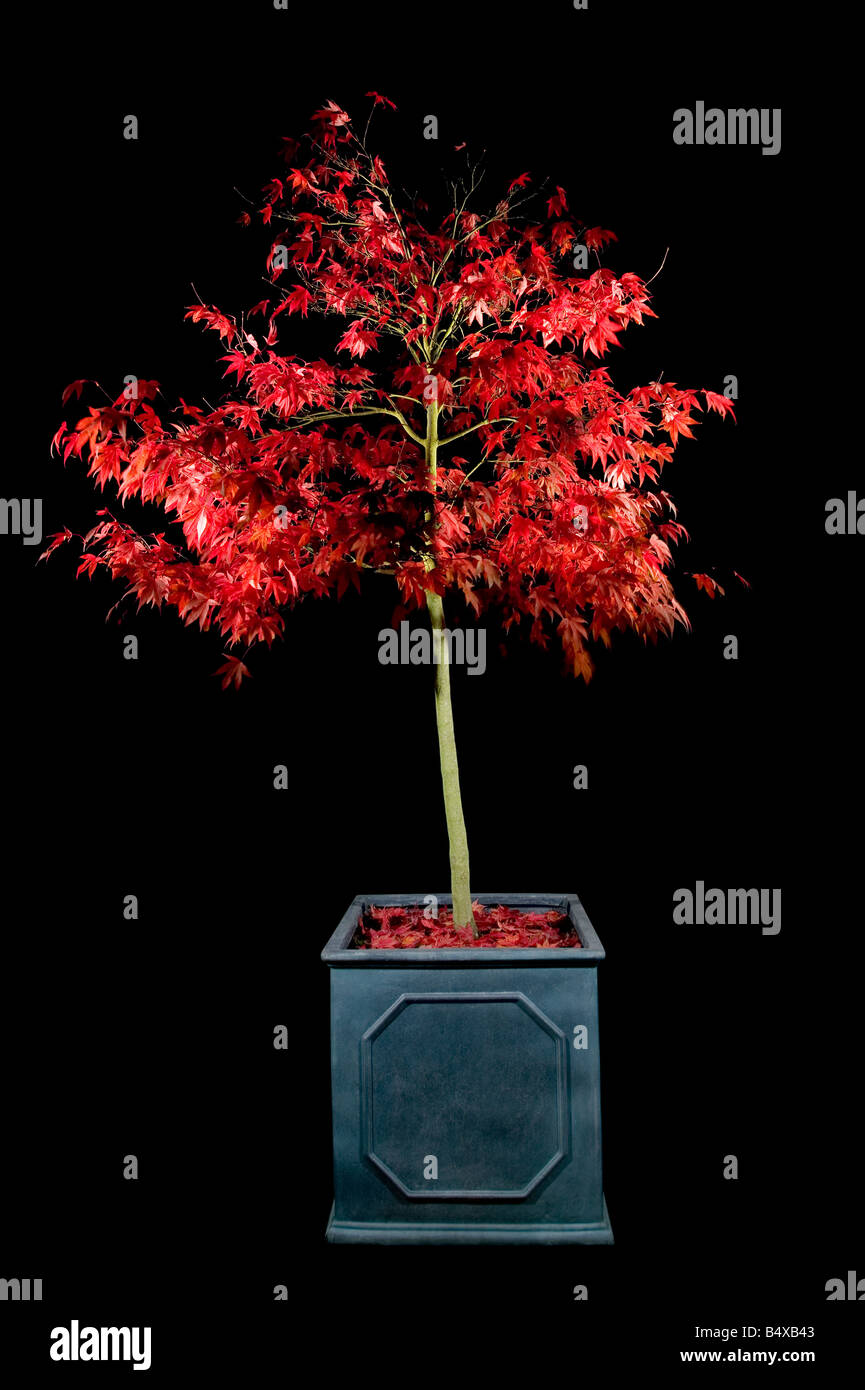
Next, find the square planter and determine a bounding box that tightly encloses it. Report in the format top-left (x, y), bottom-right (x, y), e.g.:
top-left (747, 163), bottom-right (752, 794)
top-left (322, 892), bottom-right (613, 1244)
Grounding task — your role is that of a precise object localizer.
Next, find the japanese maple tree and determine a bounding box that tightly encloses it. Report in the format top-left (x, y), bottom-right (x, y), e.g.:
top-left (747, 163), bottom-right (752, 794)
top-left (47, 95), bottom-right (735, 935)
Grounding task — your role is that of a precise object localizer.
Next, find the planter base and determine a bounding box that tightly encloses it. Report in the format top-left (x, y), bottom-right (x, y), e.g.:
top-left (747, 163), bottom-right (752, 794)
top-left (326, 1196), bottom-right (614, 1245)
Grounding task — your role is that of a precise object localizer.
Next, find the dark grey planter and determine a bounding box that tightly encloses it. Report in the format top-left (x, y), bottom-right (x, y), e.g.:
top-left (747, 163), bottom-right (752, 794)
top-left (322, 892), bottom-right (613, 1244)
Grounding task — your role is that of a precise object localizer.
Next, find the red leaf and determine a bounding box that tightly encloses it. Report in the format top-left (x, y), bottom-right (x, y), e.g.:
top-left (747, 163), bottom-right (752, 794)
top-left (214, 656), bottom-right (252, 690)
top-left (703, 389), bottom-right (737, 421)
top-left (547, 186), bottom-right (569, 217)
top-left (692, 573), bottom-right (725, 598)
top-left (284, 285), bottom-right (313, 318)
top-left (220, 350), bottom-right (248, 384)
top-left (365, 91), bottom-right (397, 110)
top-left (184, 305), bottom-right (236, 342)
top-left (62, 379), bottom-right (89, 404)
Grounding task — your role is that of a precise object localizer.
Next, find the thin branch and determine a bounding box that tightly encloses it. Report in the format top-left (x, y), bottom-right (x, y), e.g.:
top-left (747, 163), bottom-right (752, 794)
top-left (645, 247), bottom-right (670, 286)
top-left (357, 560), bottom-right (396, 575)
top-left (438, 416), bottom-right (517, 448)
top-left (287, 406), bottom-right (425, 447)
top-left (382, 395), bottom-right (426, 445)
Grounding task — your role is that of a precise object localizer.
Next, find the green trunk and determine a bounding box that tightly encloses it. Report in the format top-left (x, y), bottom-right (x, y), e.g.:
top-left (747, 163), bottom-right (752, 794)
top-left (424, 400), bottom-right (477, 934)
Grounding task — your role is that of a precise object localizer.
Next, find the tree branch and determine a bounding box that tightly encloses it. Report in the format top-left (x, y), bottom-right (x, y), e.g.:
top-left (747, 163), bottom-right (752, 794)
top-left (438, 416), bottom-right (517, 448)
top-left (288, 406), bottom-right (426, 447)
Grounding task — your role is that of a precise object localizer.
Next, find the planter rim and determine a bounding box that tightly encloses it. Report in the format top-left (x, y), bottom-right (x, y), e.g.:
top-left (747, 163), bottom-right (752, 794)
top-left (321, 892), bottom-right (605, 966)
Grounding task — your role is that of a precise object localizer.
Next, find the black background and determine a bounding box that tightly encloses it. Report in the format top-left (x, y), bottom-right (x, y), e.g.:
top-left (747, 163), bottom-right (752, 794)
top-left (2, 0), bottom-right (860, 1377)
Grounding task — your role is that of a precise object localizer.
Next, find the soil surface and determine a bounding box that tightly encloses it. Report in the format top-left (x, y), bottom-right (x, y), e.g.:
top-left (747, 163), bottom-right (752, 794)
top-left (353, 903), bottom-right (581, 949)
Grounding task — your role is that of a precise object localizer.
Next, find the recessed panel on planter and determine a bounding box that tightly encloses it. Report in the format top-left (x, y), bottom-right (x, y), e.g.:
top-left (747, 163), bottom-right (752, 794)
top-left (361, 992), bottom-right (568, 1199)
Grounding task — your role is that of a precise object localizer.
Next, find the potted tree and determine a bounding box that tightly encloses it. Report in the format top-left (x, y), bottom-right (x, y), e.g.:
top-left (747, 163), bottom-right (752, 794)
top-left (46, 95), bottom-right (735, 1244)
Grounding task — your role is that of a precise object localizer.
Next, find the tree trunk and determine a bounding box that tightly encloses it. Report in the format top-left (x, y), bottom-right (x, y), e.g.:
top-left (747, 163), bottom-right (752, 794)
top-left (424, 398), bottom-right (477, 934)
top-left (425, 588), bottom-right (477, 932)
